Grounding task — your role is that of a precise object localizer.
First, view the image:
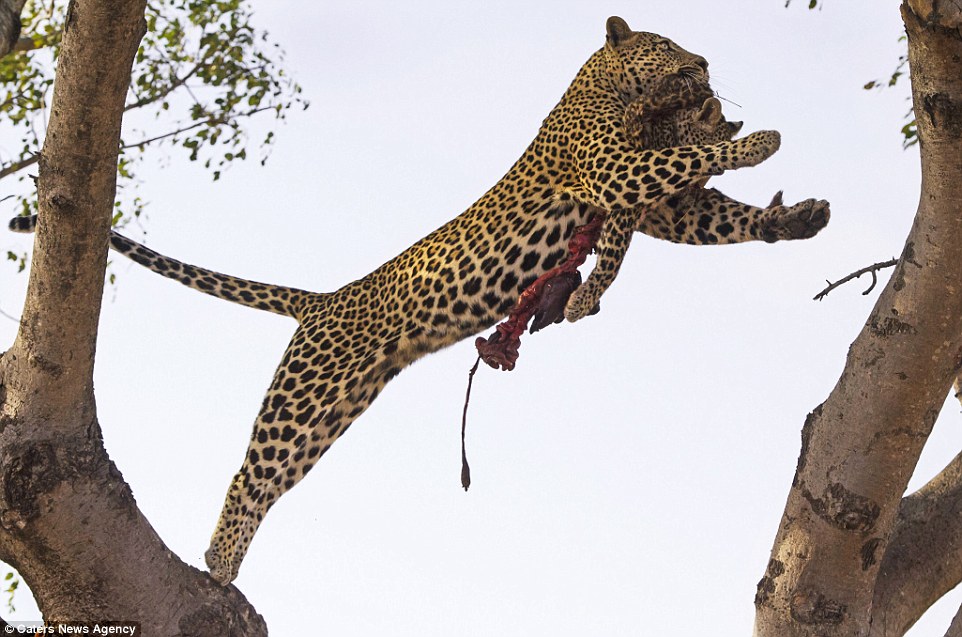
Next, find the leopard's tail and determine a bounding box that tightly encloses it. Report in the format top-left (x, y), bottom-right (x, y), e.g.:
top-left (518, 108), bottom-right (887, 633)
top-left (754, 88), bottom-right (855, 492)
top-left (9, 214), bottom-right (317, 319)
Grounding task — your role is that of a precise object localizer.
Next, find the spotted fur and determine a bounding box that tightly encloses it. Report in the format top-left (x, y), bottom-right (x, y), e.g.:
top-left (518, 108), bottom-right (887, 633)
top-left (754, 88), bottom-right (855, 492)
top-left (10, 17), bottom-right (784, 585)
top-left (563, 84), bottom-right (830, 322)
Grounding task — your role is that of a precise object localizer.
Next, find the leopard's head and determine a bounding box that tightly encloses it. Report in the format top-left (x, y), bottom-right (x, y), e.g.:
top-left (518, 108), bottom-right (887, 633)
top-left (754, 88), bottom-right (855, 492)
top-left (603, 17), bottom-right (710, 103)
top-left (626, 96), bottom-right (743, 150)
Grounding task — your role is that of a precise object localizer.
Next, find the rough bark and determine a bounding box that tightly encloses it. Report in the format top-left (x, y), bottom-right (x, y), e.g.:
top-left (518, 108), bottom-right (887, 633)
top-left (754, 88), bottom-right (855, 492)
top-left (753, 3), bottom-right (962, 636)
top-left (870, 453), bottom-right (962, 636)
top-left (946, 603), bottom-right (962, 637)
top-left (0, 0), bottom-right (265, 633)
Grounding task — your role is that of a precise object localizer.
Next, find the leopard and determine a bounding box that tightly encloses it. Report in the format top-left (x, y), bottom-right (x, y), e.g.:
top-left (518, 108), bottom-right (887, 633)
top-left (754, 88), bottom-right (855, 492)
top-left (10, 16), bottom-right (784, 585)
top-left (562, 79), bottom-right (831, 322)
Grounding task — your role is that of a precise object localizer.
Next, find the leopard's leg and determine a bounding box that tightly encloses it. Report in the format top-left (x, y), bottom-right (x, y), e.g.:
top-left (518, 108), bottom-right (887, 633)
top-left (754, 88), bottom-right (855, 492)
top-left (636, 187), bottom-right (830, 246)
top-left (564, 206), bottom-right (639, 323)
top-left (205, 326), bottom-right (397, 585)
top-left (575, 131), bottom-right (782, 212)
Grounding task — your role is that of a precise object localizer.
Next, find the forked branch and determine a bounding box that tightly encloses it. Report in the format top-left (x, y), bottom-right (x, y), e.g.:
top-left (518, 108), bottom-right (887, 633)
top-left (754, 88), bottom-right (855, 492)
top-left (813, 259), bottom-right (898, 301)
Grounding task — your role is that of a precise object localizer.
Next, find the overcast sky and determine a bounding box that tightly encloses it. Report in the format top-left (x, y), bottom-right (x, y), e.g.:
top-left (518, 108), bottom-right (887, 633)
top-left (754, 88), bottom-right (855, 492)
top-left (2, 1), bottom-right (958, 635)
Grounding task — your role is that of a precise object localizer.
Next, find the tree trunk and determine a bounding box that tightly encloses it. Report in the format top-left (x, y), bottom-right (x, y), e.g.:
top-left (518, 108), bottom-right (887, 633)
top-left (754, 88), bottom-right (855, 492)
top-left (754, 2), bottom-right (962, 636)
top-left (0, 0), bottom-right (265, 633)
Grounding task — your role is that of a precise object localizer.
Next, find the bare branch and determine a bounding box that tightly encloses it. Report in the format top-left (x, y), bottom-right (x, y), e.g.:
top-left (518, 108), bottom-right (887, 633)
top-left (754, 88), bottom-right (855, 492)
top-left (121, 105), bottom-right (275, 149)
top-left (0, 153), bottom-right (39, 180)
top-left (813, 259), bottom-right (898, 301)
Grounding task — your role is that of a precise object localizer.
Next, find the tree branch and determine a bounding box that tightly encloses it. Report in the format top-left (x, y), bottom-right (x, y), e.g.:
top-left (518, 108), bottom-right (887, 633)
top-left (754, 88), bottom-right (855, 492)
top-left (121, 105), bottom-right (275, 149)
top-left (945, 603), bottom-right (962, 637)
top-left (123, 62), bottom-right (201, 112)
top-left (0, 0), bottom-right (265, 631)
top-left (0, 154), bottom-right (39, 180)
top-left (870, 452), bottom-right (962, 636)
top-left (0, 0), bottom-right (26, 58)
top-left (813, 259), bottom-right (898, 301)
top-left (754, 4), bottom-right (962, 635)
top-left (11, 35), bottom-right (33, 52)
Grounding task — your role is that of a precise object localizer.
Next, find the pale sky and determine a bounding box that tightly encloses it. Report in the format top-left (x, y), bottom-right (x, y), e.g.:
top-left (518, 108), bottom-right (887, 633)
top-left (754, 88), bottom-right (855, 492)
top-left (2, 1), bottom-right (959, 635)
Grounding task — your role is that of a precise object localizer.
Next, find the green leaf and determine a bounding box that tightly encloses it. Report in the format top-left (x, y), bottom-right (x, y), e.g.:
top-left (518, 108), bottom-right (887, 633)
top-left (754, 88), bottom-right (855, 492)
top-left (2, 0), bottom-right (306, 246)
top-left (901, 120), bottom-right (918, 148)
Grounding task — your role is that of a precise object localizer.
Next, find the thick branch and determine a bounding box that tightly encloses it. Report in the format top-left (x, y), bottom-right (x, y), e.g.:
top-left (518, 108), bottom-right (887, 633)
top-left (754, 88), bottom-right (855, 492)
top-left (11, 35), bottom-right (32, 51)
top-left (946, 604), bottom-right (962, 637)
top-left (0, 0), bottom-right (26, 58)
top-left (754, 4), bottom-right (962, 636)
top-left (0, 0), bottom-right (264, 631)
top-left (871, 452), bottom-right (962, 636)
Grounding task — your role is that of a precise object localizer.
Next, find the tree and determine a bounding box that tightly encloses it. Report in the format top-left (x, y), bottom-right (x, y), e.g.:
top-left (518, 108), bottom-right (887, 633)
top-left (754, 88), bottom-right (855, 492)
top-left (0, 0), bottom-right (26, 58)
top-left (0, 0), bottom-right (267, 631)
top-left (1, 0), bottom-right (305, 276)
top-left (3, 1), bottom-right (961, 634)
top-left (755, 2), bottom-right (962, 635)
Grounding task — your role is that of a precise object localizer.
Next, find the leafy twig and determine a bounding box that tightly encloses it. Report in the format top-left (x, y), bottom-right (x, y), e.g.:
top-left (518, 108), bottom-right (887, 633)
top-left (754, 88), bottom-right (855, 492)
top-left (813, 259), bottom-right (898, 301)
top-left (123, 63), bottom-right (201, 111)
top-left (121, 105), bottom-right (274, 149)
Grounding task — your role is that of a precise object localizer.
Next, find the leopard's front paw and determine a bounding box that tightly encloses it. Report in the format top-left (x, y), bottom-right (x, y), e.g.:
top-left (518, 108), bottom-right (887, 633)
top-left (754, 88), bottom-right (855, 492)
top-left (563, 283), bottom-right (601, 323)
top-left (740, 130), bottom-right (781, 166)
top-left (760, 198), bottom-right (830, 243)
top-left (706, 130), bottom-right (781, 176)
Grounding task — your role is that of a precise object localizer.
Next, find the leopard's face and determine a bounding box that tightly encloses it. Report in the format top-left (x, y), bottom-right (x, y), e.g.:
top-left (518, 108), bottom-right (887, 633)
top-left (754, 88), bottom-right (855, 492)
top-left (680, 97), bottom-right (744, 144)
top-left (626, 97), bottom-right (743, 150)
top-left (604, 16), bottom-right (710, 102)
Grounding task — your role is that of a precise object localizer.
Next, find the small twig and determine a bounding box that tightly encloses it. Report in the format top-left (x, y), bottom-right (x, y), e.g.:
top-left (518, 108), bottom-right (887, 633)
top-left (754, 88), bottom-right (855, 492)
top-left (813, 259), bottom-right (898, 301)
top-left (0, 306), bottom-right (20, 323)
top-left (121, 106), bottom-right (274, 149)
top-left (460, 355), bottom-right (481, 491)
top-left (0, 154), bottom-right (40, 180)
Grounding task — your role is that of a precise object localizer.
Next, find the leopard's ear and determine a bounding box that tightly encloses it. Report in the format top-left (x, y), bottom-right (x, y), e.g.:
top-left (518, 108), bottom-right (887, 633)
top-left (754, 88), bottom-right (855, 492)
top-left (606, 17), bottom-right (633, 49)
top-left (696, 97), bottom-right (724, 126)
top-left (728, 120), bottom-right (744, 136)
